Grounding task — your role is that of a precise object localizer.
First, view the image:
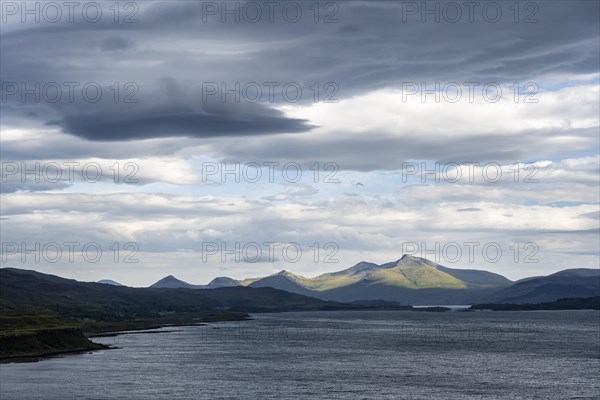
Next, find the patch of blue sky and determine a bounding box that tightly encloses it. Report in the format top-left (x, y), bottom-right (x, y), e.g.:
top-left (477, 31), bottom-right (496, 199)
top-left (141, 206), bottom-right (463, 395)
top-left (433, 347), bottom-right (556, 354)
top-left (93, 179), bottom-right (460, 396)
top-left (537, 74), bottom-right (600, 91)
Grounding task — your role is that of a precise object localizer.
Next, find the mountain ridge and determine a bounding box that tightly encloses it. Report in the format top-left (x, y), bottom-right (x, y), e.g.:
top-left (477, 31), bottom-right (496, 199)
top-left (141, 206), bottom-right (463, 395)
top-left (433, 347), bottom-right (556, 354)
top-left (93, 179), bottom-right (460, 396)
top-left (149, 255), bottom-right (514, 292)
top-left (4, 261), bottom-right (600, 306)
top-left (106, 255), bottom-right (600, 305)
top-left (97, 279), bottom-right (125, 287)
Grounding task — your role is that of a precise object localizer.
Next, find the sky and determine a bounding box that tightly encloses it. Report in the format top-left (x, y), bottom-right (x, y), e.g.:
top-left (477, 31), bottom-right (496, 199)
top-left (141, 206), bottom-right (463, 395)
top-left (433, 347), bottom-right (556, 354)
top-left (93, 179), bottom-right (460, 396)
top-left (1, 0), bottom-right (599, 286)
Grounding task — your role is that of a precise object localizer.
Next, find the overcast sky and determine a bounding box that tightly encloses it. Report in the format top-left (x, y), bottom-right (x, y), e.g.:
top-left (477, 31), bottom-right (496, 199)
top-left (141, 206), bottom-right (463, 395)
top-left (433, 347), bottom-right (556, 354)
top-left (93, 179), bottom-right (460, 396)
top-left (1, 0), bottom-right (599, 286)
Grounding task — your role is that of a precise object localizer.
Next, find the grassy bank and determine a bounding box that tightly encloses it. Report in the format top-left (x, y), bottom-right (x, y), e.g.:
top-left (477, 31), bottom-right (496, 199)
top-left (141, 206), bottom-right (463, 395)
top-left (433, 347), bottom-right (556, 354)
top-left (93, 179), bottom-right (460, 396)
top-left (0, 309), bottom-right (250, 363)
top-left (0, 327), bottom-right (108, 362)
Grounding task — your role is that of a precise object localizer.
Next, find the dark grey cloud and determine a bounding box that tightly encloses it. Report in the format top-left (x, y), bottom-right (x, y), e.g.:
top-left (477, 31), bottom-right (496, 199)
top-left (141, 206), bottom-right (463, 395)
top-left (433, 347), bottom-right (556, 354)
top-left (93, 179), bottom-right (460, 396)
top-left (457, 208), bottom-right (482, 212)
top-left (0, 1), bottom-right (597, 161)
top-left (2, 1), bottom-right (598, 100)
top-left (54, 95), bottom-right (314, 141)
top-left (100, 37), bottom-right (134, 52)
top-left (3, 77), bottom-right (314, 141)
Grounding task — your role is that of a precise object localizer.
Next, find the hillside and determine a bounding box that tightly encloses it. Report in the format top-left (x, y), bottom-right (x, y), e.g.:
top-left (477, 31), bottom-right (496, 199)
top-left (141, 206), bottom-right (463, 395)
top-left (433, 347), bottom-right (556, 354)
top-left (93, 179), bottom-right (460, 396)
top-left (97, 279), bottom-right (126, 286)
top-left (207, 277), bottom-right (241, 288)
top-left (137, 256), bottom-right (598, 305)
top-left (0, 268), bottom-right (353, 334)
top-left (149, 275), bottom-right (202, 289)
top-left (141, 255), bottom-right (516, 304)
top-left (217, 255), bottom-right (514, 304)
top-left (480, 269), bottom-right (600, 304)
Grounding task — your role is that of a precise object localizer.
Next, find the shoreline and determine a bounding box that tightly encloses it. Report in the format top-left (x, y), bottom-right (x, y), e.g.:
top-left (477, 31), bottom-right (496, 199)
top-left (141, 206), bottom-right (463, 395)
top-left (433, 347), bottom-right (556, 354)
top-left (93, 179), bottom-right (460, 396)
top-left (1, 314), bottom-right (252, 364)
top-left (5, 304), bottom-right (598, 364)
top-left (0, 328), bottom-right (110, 364)
top-left (0, 343), bottom-right (112, 364)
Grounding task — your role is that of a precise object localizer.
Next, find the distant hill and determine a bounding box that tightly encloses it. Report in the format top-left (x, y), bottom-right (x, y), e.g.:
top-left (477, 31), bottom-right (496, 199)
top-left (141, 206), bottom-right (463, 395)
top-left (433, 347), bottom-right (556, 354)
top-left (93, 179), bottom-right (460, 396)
top-left (435, 265), bottom-right (512, 287)
top-left (97, 279), bottom-right (125, 287)
top-left (549, 269), bottom-right (600, 278)
top-left (207, 277), bottom-right (241, 288)
top-left (481, 268), bottom-right (600, 304)
top-left (237, 255), bottom-right (515, 304)
top-left (150, 276), bottom-right (242, 290)
top-left (150, 275), bottom-right (203, 289)
top-left (0, 268), bottom-right (354, 326)
top-left (1, 268), bottom-right (358, 361)
top-left (144, 256), bottom-right (599, 305)
top-left (247, 271), bottom-right (315, 296)
top-left (147, 255), bottom-right (517, 304)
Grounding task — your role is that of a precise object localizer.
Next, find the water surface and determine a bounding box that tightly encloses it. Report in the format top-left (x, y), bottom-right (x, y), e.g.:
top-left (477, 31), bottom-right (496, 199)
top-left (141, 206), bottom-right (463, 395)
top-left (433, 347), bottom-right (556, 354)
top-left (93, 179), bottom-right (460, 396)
top-left (1, 310), bottom-right (598, 399)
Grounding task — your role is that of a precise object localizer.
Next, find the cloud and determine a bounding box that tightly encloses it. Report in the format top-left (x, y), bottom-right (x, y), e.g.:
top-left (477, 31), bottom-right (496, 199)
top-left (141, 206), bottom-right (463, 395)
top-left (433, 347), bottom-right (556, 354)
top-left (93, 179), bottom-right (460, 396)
top-left (2, 1), bottom-right (598, 145)
top-left (1, 188), bottom-right (598, 284)
top-left (99, 37), bottom-right (134, 52)
top-left (1, 1), bottom-right (598, 284)
top-left (580, 211), bottom-right (600, 220)
top-left (2, 77), bottom-right (314, 141)
top-left (209, 85), bottom-right (599, 170)
top-left (56, 98), bottom-right (314, 141)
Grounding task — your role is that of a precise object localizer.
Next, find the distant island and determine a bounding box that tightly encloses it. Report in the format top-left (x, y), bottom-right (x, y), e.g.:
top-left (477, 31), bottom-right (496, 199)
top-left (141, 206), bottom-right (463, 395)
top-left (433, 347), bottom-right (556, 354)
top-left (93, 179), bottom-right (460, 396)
top-left (471, 296), bottom-right (600, 311)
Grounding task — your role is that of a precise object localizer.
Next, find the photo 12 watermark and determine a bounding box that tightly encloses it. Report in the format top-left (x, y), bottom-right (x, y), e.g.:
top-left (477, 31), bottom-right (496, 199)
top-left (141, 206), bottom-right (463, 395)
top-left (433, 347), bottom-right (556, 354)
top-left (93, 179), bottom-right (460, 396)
top-left (1, 82), bottom-right (140, 104)
top-left (197, 321), bottom-right (342, 343)
top-left (1, 241), bottom-right (140, 264)
top-left (398, 1), bottom-right (540, 24)
top-left (201, 81), bottom-right (339, 104)
top-left (1, 1), bottom-right (140, 24)
top-left (187, 320), bottom-right (541, 345)
top-left (398, 162), bottom-right (540, 184)
top-left (200, 241), bottom-right (340, 264)
top-left (1, 161), bottom-right (140, 184)
top-left (396, 321), bottom-right (541, 344)
top-left (400, 81), bottom-right (539, 103)
top-left (199, 1), bottom-right (340, 24)
top-left (200, 161), bottom-right (340, 184)
top-left (401, 241), bottom-right (540, 264)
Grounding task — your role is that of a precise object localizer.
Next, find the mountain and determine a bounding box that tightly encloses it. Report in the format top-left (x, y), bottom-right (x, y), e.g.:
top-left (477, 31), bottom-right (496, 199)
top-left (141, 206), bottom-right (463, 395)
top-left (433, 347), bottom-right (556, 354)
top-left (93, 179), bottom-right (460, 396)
top-left (0, 268), bottom-right (358, 360)
top-left (243, 256), bottom-right (473, 297)
top-left (97, 279), bottom-right (125, 287)
top-left (434, 265), bottom-right (512, 287)
top-left (142, 256), bottom-right (598, 305)
top-left (549, 268), bottom-right (600, 278)
top-left (0, 268), bottom-right (354, 323)
top-left (360, 256), bottom-right (468, 289)
top-left (150, 276), bottom-right (241, 289)
top-left (144, 255), bottom-right (517, 304)
top-left (225, 255), bottom-right (515, 304)
top-left (482, 268), bottom-right (600, 304)
top-left (248, 270), bottom-right (315, 296)
top-left (252, 254), bottom-right (512, 304)
top-left (307, 261), bottom-right (383, 290)
top-left (207, 277), bottom-right (241, 288)
top-left (150, 275), bottom-right (202, 289)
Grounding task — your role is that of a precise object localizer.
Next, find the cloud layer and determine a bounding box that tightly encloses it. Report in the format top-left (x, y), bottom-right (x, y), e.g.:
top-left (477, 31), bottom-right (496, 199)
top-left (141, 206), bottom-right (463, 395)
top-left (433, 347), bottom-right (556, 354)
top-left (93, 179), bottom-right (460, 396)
top-left (1, 1), bottom-right (598, 284)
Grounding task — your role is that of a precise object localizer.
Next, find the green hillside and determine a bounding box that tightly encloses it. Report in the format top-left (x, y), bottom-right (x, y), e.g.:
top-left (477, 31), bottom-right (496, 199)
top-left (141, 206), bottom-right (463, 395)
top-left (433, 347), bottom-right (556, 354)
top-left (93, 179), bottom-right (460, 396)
top-left (363, 265), bottom-right (467, 289)
top-left (245, 255), bottom-right (475, 292)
